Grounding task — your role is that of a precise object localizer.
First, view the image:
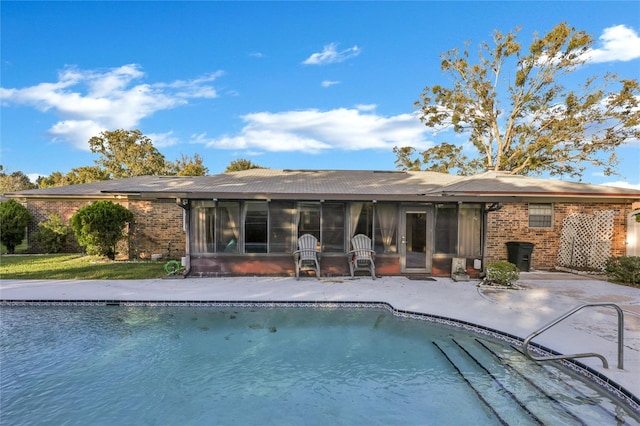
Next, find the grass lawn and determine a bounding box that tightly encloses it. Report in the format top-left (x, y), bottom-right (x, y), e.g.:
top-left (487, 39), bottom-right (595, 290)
top-left (1, 239), bottom-right (28, 255)
top-left (0, 254), bottom-right (167, 280)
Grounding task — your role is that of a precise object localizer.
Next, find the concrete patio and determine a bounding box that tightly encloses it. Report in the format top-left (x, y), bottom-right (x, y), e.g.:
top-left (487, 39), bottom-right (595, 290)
top-left (1, 271), bottom-right (638, 401)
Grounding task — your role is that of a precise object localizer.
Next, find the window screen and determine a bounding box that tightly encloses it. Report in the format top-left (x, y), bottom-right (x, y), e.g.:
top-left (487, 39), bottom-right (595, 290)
top-left (435, 204), bottom-right (458, 254)
top-left (217, 202), bottom-right (240, 253)
top-left (322, 203), bottom-right (345, 252)
top-left (190, 200), bottom-right (215, 253)
top-left (529, 203), bottom-right (553, 228)
top-left (298, 203), bottom-right (320, 240)
top-left (459, 204), bottom-right (482, 256)
top-left (270, 201), bottom-right (295, 253)
top-left (244, 202), bottom-right (268, 253)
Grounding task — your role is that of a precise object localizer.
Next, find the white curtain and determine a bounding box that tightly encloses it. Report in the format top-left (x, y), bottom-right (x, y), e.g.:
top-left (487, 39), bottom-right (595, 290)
top-left (458, 205), bottom-right (481, 256)
top-left (192, 207), bottom-right (205, 253)
top-left (376, 203), bottom-right (397, 253)
top-left (218, 202), bottom-right (240, 253)
top-left (349, 202), bottom-right (364, 239)
top-left (191, 201), bottom-right (215, 253)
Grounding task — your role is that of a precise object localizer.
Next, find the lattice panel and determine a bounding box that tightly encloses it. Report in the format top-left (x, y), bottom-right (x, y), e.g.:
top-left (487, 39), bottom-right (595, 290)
top-left (557, 210), bottom-right (614, 271)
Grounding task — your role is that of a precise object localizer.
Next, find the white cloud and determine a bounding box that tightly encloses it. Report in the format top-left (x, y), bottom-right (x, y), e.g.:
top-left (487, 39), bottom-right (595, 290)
top-left (193, 108), bottom-right (432, 154)
top-left (27, 173), bottom-right (42, 184)
top-left (321, 80), bottom-right (340, 88)
top-left (302, 43), bottom-right (361, 65)
top-left (356, 104), bottom-right (377, 112)
top-left (0, 64), bottom-right (222, 150)
top-left (601, 180), bottom-right (640, 190)
top-left (584, 25), bottom-right (640, 63)
top-left (48, 120), bottom-right (105, 146)
top-left (147, 131), bottom-right (179, 148)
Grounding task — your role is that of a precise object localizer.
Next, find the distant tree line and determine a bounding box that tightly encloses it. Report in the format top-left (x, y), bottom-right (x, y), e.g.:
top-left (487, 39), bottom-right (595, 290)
top-left (1, 129), bottom-right (267, 192)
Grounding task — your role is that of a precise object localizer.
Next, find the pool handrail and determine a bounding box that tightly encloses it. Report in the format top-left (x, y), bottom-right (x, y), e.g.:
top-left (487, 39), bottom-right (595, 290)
top-left (522, 302), bottom-right (624, 370)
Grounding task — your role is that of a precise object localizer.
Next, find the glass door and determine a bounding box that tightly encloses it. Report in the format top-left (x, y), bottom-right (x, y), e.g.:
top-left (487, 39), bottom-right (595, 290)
top-left (400, 206), bottom-right (433, 273)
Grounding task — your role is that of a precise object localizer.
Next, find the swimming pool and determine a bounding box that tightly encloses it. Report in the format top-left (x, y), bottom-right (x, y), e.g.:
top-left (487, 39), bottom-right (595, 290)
top-left (1, 303), bottom-right (638, 425)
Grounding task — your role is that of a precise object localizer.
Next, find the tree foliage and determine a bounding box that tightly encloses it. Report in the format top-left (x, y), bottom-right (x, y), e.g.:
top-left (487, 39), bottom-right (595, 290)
top-left (89, 129), bottom-right (168, 178)
top-left (168, 153), bottom-right (209, 176)
top-left (0, 199), bottom-right (33, 253)
top-left (398, 22), bottom-right (640, 178)
top-left (69, 201), bottom-right (134, 260)
top-left (0, 165), bottom-right (36, 192)
top-left (37, 166), bottom-right (110, 188)
top-left (224, 158), bottom-right (266, 173)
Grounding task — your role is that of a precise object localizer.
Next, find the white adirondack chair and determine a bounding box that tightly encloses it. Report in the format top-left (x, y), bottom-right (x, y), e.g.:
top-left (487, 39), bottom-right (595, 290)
top-left (348, 234), bottom-right (376, 279)
top-left (294, 234), bottom-right (321, 280)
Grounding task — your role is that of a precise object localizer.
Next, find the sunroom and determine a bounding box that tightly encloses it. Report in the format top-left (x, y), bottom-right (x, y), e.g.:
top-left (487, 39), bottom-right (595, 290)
top-left (186, 199), bottom-right (484, 278)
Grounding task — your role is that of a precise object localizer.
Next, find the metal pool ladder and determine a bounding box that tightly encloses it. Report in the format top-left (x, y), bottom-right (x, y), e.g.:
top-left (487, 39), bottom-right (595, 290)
top-left (522, 303), bottom-right (624, 370)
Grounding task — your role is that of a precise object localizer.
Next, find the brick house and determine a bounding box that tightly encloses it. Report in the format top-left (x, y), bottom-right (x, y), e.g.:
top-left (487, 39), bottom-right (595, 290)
top-left (6, 169), bottom-right (640, 277)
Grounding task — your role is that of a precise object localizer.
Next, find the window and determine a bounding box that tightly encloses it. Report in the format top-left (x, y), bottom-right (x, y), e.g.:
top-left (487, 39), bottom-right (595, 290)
top-left (269, 201), bottom-right (295, 253)
top-left (459, 204), bottom-right (482, 256)
top-left (374, 203), bottom-right (397, 253)
top-left (187, 199), bottom-right (350, 254)
top-left (244, 202), bottom-right (268, 253)
top-left (435, 204), bottom-right (458, 254)
top-left (190, 201), bottom-right (215, 253)
top-left (322, 203), bottom-right (345, 252)
top-left (529, 203), bottom-right (553, 228)
top-left (217, 202), bottom-right (240, 253)
top-left (298, 203), bottom-right (320, 240)
top-left (350, 203), bottom-right (374, 238)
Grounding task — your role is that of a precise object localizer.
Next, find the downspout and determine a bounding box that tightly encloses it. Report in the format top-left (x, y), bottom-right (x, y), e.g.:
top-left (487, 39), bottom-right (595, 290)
top-left (176, 198), bottom-right (191, 276)
top-left (481, 202), bottom-right (503, 277)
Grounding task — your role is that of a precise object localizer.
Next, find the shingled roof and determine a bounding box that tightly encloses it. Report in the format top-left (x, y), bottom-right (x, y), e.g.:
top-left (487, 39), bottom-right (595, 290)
top-left (6, 169), bottom-right (640, 203)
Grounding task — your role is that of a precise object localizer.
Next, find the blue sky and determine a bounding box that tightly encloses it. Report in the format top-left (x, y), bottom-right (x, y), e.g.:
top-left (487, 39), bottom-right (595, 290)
top-left (1, 1), bottom-right (639, 188)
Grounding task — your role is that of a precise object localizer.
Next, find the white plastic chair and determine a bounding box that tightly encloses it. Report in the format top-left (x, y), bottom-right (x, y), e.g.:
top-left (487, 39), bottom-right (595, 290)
top-left (348, 234), bottom-right (376, 279)
top-left (294, 234), bottom-right (321, 280)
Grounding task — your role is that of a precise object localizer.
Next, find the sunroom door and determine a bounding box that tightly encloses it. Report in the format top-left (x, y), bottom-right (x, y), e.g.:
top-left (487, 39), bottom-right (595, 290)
top-left (400, 206), bottom-right (433, 273)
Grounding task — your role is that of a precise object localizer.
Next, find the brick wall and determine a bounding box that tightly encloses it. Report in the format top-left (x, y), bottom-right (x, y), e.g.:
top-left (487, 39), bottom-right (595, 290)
top-left (25, 199), bottom-right (94, 253)
top-left (128, 199), bottom-right (186, 260)
top-left (23, 198), bottom-right (186, 260)
top-left (485, 201), bottom-right (632, 270)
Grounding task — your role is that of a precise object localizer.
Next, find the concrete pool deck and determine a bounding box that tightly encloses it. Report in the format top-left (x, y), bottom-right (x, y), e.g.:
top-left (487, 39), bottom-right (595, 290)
top-left (1, 271), bottom-right (639, 400)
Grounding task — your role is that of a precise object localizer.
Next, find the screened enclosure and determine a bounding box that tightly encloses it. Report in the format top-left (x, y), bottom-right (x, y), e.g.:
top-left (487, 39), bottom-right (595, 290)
top-left (189, 200), bottom-right (482, 264)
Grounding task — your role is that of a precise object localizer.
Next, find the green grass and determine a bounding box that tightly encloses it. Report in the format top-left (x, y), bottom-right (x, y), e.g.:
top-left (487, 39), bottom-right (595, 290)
top-left (0, 254), bottom-right (167, 280)
top-left (1, 239), bottom-right (28, 255)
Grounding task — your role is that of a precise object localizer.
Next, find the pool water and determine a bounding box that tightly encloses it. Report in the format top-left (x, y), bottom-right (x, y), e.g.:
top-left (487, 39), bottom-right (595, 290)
top-left (1, 306), bottom-right (638, 425)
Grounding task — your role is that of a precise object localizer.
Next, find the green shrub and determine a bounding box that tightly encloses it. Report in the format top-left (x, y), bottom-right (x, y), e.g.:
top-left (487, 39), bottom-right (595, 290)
top-left (0, 199), bottom-right (33, 254)
top-left (604, 256), bottom-right (640, 285)
top-left (483, 261), bottom-right (520, 287)
top-left (35, 213), bottom-right (72, 253)
top-left (70, 201), bottom-right (134, 260)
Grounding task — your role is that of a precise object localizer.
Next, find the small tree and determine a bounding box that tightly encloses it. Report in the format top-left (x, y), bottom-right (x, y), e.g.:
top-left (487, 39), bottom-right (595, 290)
top-left (35, 213), bottom-right (72, 253)
top-left (0, 199), bottom-right (33, 253)
top-left (70, 201), bottom-right (134, 260)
